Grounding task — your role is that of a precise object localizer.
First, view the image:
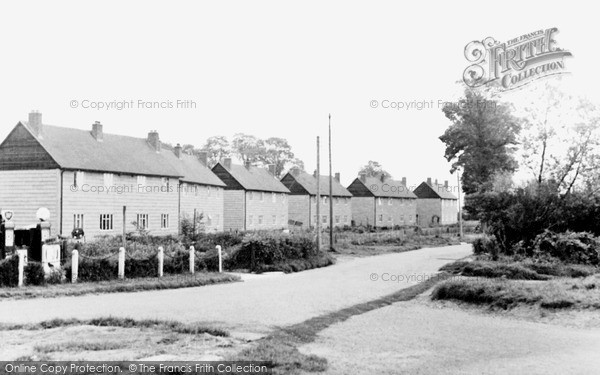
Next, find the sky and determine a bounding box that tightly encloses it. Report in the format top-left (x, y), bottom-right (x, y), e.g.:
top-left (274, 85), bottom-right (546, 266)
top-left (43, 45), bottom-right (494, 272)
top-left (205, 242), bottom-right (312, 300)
top-left (1, 1), bottom-right (598, 191)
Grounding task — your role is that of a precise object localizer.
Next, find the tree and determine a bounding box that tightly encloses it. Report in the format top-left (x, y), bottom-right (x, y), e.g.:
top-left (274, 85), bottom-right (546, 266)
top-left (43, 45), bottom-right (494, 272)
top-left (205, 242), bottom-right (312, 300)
top-left (358, 161), bottom-right (392, 178)
top-left (439, 88), bottom-right (521, 194)
top-left (200, 136), bottom-right (231, 167)
top-left (257, 137), bottom-right (297, 177)
top-left (516, 82), bottom-right (600, 196)
top-left (231, 134), bottom-right (265, 164)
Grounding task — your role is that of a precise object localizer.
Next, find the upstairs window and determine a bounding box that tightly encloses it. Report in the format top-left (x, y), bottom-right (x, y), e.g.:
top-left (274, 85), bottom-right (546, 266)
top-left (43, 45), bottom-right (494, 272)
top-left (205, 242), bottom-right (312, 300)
top-left (137, 175), bottom-right (146, 186)
top-left (103, 173), bottom-right (114, 187)
top-left (74, 171), bottom-right (85, 188)
top-left (136, 214), bottom-right (149, 230)
top-left (100, 214), bottom-right (113, 231)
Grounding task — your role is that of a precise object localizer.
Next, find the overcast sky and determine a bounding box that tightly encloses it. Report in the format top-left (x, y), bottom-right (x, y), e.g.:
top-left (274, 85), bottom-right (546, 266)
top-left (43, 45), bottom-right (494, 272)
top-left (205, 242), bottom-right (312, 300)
top-left (1, 1), bottom-right (597, 190)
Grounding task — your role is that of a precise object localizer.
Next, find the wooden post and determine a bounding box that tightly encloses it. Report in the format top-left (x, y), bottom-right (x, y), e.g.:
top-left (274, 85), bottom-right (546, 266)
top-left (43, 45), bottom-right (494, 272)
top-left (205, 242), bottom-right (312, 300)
top-left (216, 245), bottom-right (222, 273)
top-left (17, 250), bottom-right (25, 287)
top-left (328, 114), bottom-right (334, 251)
top-left (189, 246), bottom-right (195, 274)
top-left (118, 247), bottom-right (125, 279)
top-left (158, 246), bottom-right (164, 278)
top-left (316, 136), bottom-right (321, 251)
top-left (122, 206), bottom-right (126, 249)
top-left (193, 209), bottom-right (197, 238)
top-left (71, 250), bottom-right (79, 283)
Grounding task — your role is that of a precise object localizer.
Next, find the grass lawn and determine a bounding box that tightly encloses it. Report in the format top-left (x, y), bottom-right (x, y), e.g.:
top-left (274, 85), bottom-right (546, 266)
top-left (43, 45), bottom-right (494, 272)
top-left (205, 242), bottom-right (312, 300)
top-left (0, 273), bottom-right (240, 300)
top-left (334, 234), bottom-right (462, 257)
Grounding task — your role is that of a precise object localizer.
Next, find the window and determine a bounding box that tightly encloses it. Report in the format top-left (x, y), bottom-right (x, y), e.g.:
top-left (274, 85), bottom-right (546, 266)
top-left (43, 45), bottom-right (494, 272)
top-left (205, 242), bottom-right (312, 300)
top-left (74, 171), bottom-right (85, 188)
top-left (181, 183), bottom-right (187, 195)
top-left (258, 215), bottom-right (263, 225)
top-left (272, 215), bottom-right (277, 225)
top-left (345, 198), bottom-right (349, 205)
top-left (282, 193), bottom-right (286, 204)
top-left (260, 192), bottom-right (264, 202)
top-left (194, 186), bottom-right (198, 196)
top-left (103, 173), bottom-right (114, 187)
top-left (378, 214), bottom-right (383, 222)
top-left (249, 215), bottom-right (254, 225)
top-left (100, 214), bottom-right (113, 231)
top-left (73, 214), bottom-right (84, 229)
top-left (344, 215), bottom-right (348, 223)
top-left (335, 198), bottom-right (339, 205)
top-left (248, 191), bottom-right (253, 200)
top-left (388, 215), bottom-right (392, 222)
top-left (136, 214), bottom-right (149, 229)
top-left (272, 193), bottom-right (276, 203)
top-left (388, 198), bottom-right (393, 206)
top-left (401, 215), bottom-right (405, 223)
top-left (161, 177), bottom-right (170, 189)
top-left (322, 215), bottom-right (327, 224)
top-left (161, 214), bottom-right (169, 229)
top-left (335, 215), bottom-right (340, 224)
top-left (137, 175), bottom-right (146, 186)
top-left (378, 198), bottom-right (382, 206)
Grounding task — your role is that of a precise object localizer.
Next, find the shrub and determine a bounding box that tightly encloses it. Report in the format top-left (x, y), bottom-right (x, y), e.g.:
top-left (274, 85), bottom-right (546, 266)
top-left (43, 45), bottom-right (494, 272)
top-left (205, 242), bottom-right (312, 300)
top-left (65, 258), bottom-right (119, 282)
top-left (24, 262), bottom-right (46, 286)
top-left (472, 236), bottom-right (500, 258)
top-left (0, 256), bottom-right (19, 287)
top-left (534, 231), bottom-right (600, 265)
top-left (125, 257), bottom-right (158, 278)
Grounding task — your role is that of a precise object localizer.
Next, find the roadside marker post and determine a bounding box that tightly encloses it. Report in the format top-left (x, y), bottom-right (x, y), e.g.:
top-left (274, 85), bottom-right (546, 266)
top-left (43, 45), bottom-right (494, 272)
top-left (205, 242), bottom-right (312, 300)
top-left (118, 247), bottom-right (125, 279)
top-left (189, 246), bottom-right (195, 274)
top-left (158, 246), bottom-right (164, 278)
top-left (216, 245), bottom-right (222, 273)
top-left (71, 250), bottom-right (79, 283)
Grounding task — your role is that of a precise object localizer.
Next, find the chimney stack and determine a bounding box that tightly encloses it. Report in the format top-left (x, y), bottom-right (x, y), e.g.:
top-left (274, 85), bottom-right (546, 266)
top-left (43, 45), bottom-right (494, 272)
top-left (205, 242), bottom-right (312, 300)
top-left (402, 177), bottom-right (407, 186)
top-left (174, 143), bottom-right (182, 159)
top-left (91, 121), bottom-right (103, 141)
top-left (197, 151), bottom-right (208, 166)
top-left (223, 157), bottom-right (232, 169)
top-left (335, 172), bottom-right (340, 182)
top-left (28, 111), bottom-right (43, 136)
top-left (444, 180), bottom-right (449, 188)
top-left (380, 173), bottom-right (386, 182)
top-left (359, 173), bottom-right (367, 183)
top-left (435, 179), bottom-right (438, 186)
top-left (268, 164), bottom-right (276, 176)
top-left (245, 160), bottom-right (252, 169)
top-left (427, 177), bottom-right (432, 185)
top-left (147, 131), bottom-right (161, 152)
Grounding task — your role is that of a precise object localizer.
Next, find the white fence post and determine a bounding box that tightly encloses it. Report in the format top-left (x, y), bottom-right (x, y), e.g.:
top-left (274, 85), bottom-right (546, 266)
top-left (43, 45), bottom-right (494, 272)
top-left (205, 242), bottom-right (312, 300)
top-left (17, 250), bottom-right (25, 287)
top-left (189, 246), bottom-right (195, 274)
top-left (71, 250), bottom-right (79, 283)
top-left (216, 245), bottom-right (222, 273)
top-left (158, 246), bottom-right (164, 278)
top-left (118, 247), bottom-right (125, 279)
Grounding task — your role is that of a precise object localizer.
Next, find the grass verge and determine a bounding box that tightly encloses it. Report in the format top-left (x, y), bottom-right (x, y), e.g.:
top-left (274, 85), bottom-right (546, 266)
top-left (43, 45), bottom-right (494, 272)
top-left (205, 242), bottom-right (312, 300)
top-left (441, 259), bottom-right (597, 280)
top-left (432, 276), bottom-right (600, 310)
top-left (0, 273), bottom-right (240, 301)
top-left (0, 316), bottom-right (229, 337)
top-left (233, 273), bottom-right (452, 374)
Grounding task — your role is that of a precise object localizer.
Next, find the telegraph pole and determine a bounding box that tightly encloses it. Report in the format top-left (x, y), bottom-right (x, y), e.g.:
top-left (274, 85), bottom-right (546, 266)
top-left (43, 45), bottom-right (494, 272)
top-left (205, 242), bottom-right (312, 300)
top-left (457, 169), bottom-right (464, 240)
top-left (316, 136), bottom-right (321, 251)
top-left (328, 114), bottom-right (334, 251)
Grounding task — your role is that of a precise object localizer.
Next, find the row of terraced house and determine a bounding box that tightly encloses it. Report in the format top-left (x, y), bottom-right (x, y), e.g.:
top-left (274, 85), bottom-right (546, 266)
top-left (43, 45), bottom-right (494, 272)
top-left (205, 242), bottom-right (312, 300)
top-left (0, 113), bottom-right (458, 239)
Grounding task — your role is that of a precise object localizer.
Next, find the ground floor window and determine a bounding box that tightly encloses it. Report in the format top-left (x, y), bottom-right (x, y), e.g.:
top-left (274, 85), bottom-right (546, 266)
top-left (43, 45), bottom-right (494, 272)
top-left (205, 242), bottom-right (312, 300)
top-left (136, 214), bottom-right (149, 229)
top-left (378, 214), bottom-right (383, 222)
top-left (272, 215), bottom-right (277, 225)
top-left (161, 214), bottom-right (169, 229)
top-left (100, 214), bottom-right (113, 231)
top-left (249, 215), bottom-right (254, 226)
top-left (73, 214), bottom-right (84, 229)
top-left (258, 215), bottom-right (263, 225)
top-left (335, 215), bottom-right (340, 224)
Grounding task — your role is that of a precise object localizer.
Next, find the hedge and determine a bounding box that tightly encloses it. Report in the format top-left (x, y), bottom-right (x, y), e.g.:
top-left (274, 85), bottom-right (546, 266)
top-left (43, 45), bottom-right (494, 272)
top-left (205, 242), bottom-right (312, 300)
top-left (0, 256), bottom-right (19, 287)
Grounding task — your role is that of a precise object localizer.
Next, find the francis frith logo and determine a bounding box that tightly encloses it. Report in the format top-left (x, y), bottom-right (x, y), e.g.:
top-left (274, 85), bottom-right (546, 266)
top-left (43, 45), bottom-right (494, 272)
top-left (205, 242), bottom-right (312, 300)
top-left (463, 27), bottom-right (572, 90)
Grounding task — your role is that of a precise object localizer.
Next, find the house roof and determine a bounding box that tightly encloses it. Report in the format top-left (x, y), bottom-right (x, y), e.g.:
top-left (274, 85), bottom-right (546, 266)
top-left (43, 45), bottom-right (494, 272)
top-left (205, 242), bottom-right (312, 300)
top-left (281, 171), bottom-right (352, 197)
top-left (161, 148), bottom-right (225, 187)
top-left (413, 181), bottom-right (458, 200)
top-left (215, 162), bottom-right (290, 193)
top-left (20, 122), bottom-right (182, 177)
top-left (351, 176), bottom-right (417, 198)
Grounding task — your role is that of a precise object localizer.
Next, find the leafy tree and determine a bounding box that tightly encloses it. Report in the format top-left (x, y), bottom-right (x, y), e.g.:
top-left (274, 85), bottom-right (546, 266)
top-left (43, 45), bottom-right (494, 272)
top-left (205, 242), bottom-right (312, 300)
top-left (439, 89), bottom-right (521, 194)
top-left (358, 161), bottom-right (392, 178)
top-left (200, 136), bottom-right (231, 167)
top-left (258, 137), bottom-right (297, 177)
top-left (232, 134), bottom-right (265, 164)
top-left (516, 82), bottom-right (600, 195)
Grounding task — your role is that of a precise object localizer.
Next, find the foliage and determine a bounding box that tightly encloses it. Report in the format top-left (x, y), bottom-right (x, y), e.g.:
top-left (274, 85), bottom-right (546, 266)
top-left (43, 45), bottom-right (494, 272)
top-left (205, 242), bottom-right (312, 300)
top-left (65, 259), bottom-right (118, 282)
top-left (0, 256), bottom-right (19, 287)
top-left (358, 160), bottom-right (391, 179)
top-left (24, 262), bottom-right (46, 286)
top-left (534, 231), bottom-right (600, 265)
top-left (439, 89), bottom-right (521, 194)
top-left (180, 212), bottom-right (205, 241)
top-left (200, 135), bottom-right (231, 167)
